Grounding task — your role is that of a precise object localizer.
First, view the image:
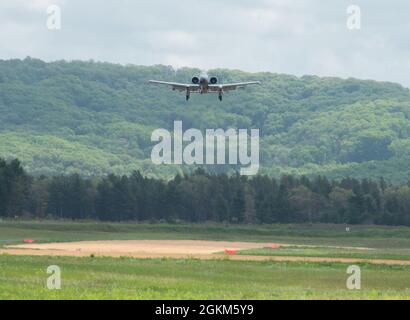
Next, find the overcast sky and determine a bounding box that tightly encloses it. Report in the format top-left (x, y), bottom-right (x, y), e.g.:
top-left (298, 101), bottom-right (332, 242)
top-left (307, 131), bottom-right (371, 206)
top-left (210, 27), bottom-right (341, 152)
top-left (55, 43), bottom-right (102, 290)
top-left (1, 0), bottom-right (410, 87)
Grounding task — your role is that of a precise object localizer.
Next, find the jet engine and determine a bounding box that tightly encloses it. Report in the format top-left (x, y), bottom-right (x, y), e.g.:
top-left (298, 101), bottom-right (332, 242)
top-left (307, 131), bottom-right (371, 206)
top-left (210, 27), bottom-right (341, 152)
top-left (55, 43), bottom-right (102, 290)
top-left (210, 77), bottom-right (218, 84)
top-left (192, 76), bottom-right (200, 84)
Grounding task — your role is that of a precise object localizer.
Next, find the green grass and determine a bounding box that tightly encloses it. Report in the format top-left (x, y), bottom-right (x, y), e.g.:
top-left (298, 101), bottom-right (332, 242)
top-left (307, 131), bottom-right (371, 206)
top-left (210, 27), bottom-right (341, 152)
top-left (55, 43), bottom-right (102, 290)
top-left (0, 255), bottom-right (410, 300)
top-left (1, 220), bottom-right (410, 299)
top-left (237, 246), bottom-right (410, 261)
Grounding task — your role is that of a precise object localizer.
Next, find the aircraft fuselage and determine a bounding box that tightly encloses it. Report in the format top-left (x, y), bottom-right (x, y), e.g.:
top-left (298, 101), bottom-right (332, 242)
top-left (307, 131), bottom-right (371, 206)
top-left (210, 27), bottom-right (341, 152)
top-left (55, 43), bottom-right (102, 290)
top-left (198, 72), bottom-right (211, 93)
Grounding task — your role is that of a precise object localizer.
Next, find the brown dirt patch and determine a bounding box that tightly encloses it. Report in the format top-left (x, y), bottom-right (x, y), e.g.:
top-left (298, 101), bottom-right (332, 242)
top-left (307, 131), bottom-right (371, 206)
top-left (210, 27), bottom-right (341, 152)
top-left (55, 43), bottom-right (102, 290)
top-left (2, 240), bottom-right (266, 257)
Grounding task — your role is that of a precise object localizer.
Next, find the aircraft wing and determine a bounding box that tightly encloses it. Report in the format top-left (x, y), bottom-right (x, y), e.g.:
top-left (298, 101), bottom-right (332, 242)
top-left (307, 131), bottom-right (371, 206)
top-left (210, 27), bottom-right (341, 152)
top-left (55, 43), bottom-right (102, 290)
top-left (149, 80), bottom-right (200, 92)
top-left (209, 81), bottom-right (261, 92)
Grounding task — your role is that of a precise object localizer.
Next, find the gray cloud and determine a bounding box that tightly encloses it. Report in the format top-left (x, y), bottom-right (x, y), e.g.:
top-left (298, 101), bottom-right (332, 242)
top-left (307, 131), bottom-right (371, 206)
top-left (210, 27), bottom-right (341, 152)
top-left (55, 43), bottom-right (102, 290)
top-left (1, 0), bottom-right (409, 87)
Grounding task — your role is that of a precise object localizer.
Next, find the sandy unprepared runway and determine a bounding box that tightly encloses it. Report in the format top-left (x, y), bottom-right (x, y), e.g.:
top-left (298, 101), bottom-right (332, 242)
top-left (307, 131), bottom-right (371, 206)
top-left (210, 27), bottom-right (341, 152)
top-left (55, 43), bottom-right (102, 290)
top-left (2, 240), bottom-right (410, 266)
top-left (2, 240), bottom-right (267, 259)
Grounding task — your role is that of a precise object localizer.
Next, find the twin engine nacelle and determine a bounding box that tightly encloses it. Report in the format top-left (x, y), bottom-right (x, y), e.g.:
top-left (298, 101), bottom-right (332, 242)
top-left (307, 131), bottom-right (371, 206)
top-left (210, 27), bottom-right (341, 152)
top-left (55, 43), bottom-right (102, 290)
top-left (192, 76), bottom-right (218, 84)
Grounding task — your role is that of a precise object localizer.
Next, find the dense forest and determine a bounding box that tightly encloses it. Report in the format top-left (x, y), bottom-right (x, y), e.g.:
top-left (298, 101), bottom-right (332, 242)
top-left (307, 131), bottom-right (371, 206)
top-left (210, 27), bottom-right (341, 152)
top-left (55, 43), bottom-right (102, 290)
top-left (1, 58), bottom-right (410, 182)
top-left (1, 159), bottom-right (410, 226)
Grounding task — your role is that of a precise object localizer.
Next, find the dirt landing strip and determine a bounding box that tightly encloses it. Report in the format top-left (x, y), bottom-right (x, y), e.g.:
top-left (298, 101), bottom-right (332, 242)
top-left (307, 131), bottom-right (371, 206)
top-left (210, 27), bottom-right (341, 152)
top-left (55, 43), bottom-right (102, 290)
top-left (1, 240), bottom-right (410, 266)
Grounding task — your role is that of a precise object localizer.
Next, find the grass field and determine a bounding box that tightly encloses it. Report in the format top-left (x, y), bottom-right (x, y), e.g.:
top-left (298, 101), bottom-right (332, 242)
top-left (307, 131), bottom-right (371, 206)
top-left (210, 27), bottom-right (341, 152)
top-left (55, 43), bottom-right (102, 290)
top-left (1, 220), bottom-right (410, 300)
top-left (1, 255), bottom-right (410, 299)
top-left (2, 220), bottom-right (410, 248)
top-left (237, 246), bottom-right (410, 261)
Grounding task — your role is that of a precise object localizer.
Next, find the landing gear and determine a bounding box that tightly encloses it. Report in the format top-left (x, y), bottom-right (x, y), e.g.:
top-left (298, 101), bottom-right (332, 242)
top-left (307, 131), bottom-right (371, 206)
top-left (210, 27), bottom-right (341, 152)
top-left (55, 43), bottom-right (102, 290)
top-left (186, 89), bottom-right (191, 101)
top-left (218, 91), bottom-right (223, 101)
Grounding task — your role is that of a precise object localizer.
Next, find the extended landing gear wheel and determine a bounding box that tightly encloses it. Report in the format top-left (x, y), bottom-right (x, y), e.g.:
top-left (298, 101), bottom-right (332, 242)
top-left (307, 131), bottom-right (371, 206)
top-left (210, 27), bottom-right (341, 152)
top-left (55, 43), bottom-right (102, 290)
top-left (186, 90), bottom-right (191, 101)
top-left (218, 92), bottom-right (223, 101)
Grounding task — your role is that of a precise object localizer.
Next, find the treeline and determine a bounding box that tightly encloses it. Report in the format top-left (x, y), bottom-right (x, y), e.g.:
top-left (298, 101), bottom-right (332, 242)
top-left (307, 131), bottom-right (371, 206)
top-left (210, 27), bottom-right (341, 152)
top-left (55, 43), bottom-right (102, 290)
top-left (1, 159), bottom-right (410, 226)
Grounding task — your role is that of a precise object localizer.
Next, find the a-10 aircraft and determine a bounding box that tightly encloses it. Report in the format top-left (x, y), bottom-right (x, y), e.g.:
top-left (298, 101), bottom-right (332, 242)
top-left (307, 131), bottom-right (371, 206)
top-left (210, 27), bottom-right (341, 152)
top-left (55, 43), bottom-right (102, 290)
top-left (149, 71), bottom-right (260, 101)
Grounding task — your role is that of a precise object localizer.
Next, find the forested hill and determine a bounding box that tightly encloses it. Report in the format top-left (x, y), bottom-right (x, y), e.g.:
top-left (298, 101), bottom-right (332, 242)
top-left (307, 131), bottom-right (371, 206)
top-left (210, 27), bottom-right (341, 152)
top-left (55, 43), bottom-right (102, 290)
top-left (1, 57), bottom-right (410, 182)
